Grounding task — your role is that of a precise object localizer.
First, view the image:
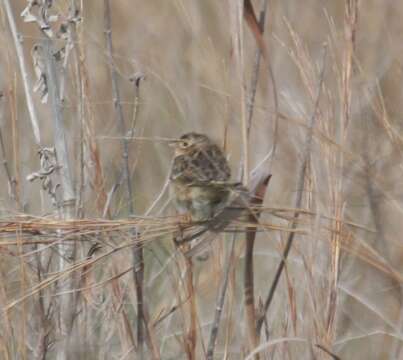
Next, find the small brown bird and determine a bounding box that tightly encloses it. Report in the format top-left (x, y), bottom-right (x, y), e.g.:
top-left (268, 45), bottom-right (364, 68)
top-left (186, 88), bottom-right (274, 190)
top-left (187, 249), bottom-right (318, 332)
top-left (169, 132), bottom-right (234, 222)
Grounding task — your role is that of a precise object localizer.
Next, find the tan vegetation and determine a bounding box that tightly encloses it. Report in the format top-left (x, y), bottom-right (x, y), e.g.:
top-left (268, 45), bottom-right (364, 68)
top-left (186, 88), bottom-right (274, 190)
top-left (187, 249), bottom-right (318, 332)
top-left (0, 0), bottom-right (402, 359)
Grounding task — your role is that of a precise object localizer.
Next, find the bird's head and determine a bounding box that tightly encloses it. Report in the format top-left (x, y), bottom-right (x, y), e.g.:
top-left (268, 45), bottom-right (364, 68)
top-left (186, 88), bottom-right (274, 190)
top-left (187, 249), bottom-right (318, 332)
top-left (169, 132), bottom-right (211, 155)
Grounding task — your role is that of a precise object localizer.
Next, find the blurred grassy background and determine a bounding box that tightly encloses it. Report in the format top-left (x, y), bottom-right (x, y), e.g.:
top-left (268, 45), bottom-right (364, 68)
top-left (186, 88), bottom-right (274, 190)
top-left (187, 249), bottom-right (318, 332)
top-left (0, 0), bottom-right (402, 359)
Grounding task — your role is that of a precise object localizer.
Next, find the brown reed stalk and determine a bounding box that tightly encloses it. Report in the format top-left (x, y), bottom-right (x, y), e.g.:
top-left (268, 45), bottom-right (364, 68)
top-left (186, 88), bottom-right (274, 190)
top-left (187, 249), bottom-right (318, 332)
top-left (184, 255), bottom-right (197, 360)
top-left (245, 0), bottom-right (279, 174)
top-left (243, 0), bottom-right (267, 61)
top-left (243, 0), bottom-right (273, 354)
top-left (244, 174), bottom-right (271, 355)
top-left (246, 0), bottom-right (269, 137)
top-left (257, 44), bottom-right (328, 336)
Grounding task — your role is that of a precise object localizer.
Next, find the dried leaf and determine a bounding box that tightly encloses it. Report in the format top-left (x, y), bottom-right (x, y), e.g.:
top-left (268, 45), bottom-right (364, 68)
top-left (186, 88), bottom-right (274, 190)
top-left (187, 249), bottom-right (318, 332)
top-left (21, 0), bottom-right (58, 38)
top-left (31, 44), bottom-right (48, 103)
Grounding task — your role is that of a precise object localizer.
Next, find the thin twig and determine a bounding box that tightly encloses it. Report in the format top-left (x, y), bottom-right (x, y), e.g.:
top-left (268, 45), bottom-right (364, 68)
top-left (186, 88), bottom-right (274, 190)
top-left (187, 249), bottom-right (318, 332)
top-left (0, 93), bottom-right (18, 205)
top-left (315, 344), bottom-right (341, 360)
top-left (103, 3), bottom-right (151, 358)
top-left (256, 44), bottom-right (328, 335)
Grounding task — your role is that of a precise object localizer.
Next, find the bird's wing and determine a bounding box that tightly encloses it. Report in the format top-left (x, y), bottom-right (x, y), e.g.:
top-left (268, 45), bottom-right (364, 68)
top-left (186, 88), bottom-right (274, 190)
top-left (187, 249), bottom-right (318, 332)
top-left (170, 145), bottom-right (231, 183)
top-left (194, 144), bottom-right (231, 182)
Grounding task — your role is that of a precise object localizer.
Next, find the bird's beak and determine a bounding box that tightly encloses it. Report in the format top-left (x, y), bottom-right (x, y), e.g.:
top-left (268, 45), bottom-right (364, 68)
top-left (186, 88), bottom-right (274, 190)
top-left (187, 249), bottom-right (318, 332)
top-left (168, 139), bottom-right (180, 147)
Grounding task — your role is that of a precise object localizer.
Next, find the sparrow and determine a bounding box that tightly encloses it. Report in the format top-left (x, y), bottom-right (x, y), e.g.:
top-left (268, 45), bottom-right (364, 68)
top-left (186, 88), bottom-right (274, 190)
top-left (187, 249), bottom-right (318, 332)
top-left (169, 132), bottom-right (235, 222)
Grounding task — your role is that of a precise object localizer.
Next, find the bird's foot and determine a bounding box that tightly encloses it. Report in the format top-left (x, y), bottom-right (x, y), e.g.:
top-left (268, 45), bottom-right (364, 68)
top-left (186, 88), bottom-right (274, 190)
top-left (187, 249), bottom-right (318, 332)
top-left (178, 213), bottom-right (193, 225)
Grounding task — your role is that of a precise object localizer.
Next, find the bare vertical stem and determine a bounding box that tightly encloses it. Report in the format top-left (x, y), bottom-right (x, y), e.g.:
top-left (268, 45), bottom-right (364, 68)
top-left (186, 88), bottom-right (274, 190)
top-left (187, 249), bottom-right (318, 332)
top-left (42, 39), bottom-right (76, 211)
top-left (244, 175), bottom-right (271, 356)
top-left (341, 0), bottom-right (358, 133)
top-left (242, 3), bottom-right (270, 354)
top-left (69, 0), bottom-right (86, 218)
top-left (103, 0), bottom-right (133, 214)
top-left (132, 241), bottom-right (145, 356)
top-left (103, 3), bottom-right (149, 358)
top-left (2, 0), bottom-right (41, 145)
top-left (42, 34), bottom-right (76, 360)
top-left (246, 0), bottom-right (269, 136)
top-left (185, 256), bottom-right (197, 360)
top-left (10, 76), bottom-right (22, 212)
top-left (206, 238), bottom-right (236, 360)
top-left (232, 0), bottom-right (249, 184)
top-left (128, 75), bottom-right (156, 358)
top-left (245, 0), bottom-right (279, 172)
top-left (243, 1), bottom-right (274, 354)
top-left (256, 45), bottom-right (328, 335)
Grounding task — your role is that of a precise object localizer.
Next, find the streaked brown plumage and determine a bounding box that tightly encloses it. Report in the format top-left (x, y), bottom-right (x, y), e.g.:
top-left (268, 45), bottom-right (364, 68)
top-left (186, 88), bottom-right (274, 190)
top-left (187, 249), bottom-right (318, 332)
top-left (169, 132), bottom-right (232, 221)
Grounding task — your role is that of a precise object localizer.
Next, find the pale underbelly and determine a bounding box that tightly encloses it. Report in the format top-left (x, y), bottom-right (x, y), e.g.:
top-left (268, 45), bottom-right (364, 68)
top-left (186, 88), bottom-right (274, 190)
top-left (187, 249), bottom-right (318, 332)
top-left (171, 181), bottom-right (229, 220)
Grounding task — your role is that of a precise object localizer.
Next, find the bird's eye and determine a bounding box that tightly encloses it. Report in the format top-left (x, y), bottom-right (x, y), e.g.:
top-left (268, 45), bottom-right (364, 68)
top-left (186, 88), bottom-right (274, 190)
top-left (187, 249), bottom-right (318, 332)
top-left (180, 141), bottom-right (189, 148)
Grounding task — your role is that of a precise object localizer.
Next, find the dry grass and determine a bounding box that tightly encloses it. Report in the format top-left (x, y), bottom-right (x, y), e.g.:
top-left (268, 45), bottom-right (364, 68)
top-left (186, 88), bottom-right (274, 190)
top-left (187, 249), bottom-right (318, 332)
top-left (0, 0), bottom-right (402, 359)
